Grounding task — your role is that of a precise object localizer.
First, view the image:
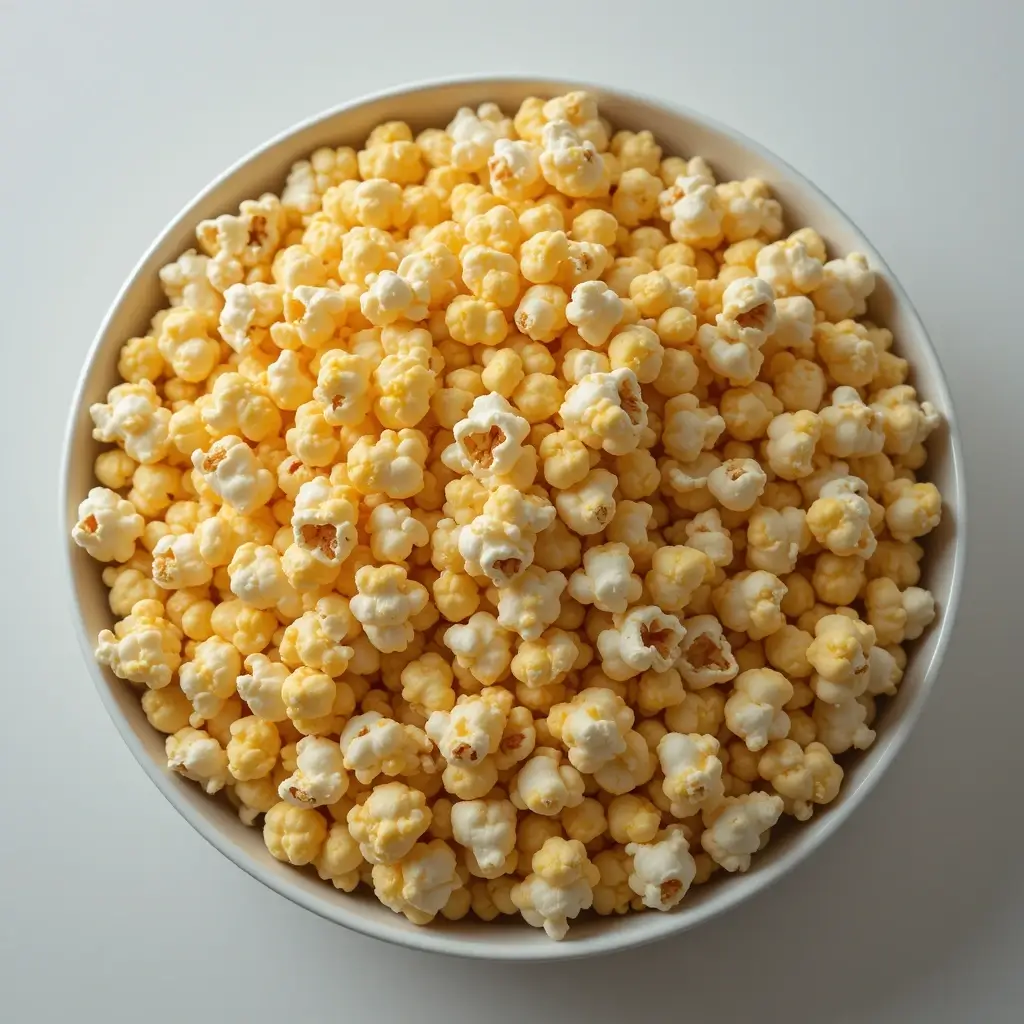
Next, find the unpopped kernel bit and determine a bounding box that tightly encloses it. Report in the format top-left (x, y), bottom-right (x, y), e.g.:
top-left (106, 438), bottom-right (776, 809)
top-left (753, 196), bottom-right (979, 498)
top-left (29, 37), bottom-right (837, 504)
top-left (77, 88), bottom-right (942, 940)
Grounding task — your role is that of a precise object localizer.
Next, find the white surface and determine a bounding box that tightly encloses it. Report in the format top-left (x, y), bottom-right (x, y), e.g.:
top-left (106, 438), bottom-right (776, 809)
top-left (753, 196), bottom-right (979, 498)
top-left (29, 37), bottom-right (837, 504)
top-left (0, 0), bottom-right (1019, 1019)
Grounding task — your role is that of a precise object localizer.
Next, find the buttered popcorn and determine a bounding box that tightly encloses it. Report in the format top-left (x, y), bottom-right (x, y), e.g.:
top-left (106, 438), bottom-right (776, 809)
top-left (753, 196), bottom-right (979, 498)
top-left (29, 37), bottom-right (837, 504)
top-left (77, 89), bottom-right (943, 939)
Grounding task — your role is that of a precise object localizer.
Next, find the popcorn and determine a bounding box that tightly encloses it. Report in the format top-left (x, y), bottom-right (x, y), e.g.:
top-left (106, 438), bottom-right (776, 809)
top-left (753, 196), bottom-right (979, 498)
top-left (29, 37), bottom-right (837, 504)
top-left (401, 652), bottom-right (455, 713)
top-left (72, 487), bottom-right (144, 563)
top-left (178, 636), bottom-right (242, 721)
top-left (488, 139), bottom-right (544, 201)
top-left (426, 688), bottom-right (511, 766)
top-left (883, 478), bottom-right (942, 542)
top-left (724, 668), bottom-right (794, 751)
top-left (555, 468), bottom-right (617, 537)
top-left (567, 542), bottom-right (643, 614)
top-left (360, 270), bottom-right (430, 326)
top-left (684, 509), bottom-right (734, 567)
top-left (626, 826), bottom-right (697, 910)
top-left (765, 410), bottom-right (822, 480)
top-left (156, 307), bottom-right (221, 382)
top-left (716, 178), bottom-right (782, 243)
top-left (443, 613), bottom-right (513, 686)
top-left (755, 234), bottom-right (824, 296)
top-left (806, 613), bottom-right (876, 704)
top-left (645, 545), bottom-right (715, 612)
top-left (95, 599), bottom-right (182, 690)
top-left (676, 618), bottom-right (737, 693)
top-left (746, 506), bottom-right (809, 575)
top-left (347, 781), bottom-right (432, 864)
top-left (279, 596), bottom-right (355, 677)
top-left (658, 175), bottom-right (723, 248)
top-left (870, 385), bottom-right (941, 455)
top-left (658, 732), bottom-right (725, 817)
top-left (818, 386), bottom-right (885, 458)
top-left (495, 566), bottom-right (567, 641)
top-left (151, 532), bottom-right (214, 590)
top-left (514, 284), bottom-right (568, 343)
top-left (511, 836), bottom-right (600, 940)
top-left (597, 605), bottom-right (686, 681)
top-left (340, 712), bottom-right (434, 784)
top-left (290, 477), bottom-right (358, 567)
top-left (349, 564), bottom-right (429, 653)
top-left (713, 570), bottom-right (787, 639)
top-left (367, 502), bottom-right (429, 563)
top-left (559, 368), bottom-right (647, 455)
top-left (511, 628), bottom-right (578, 689)
top-left (202, 372), bottom-right (282, 443)
top-left (312, 350), bottom-right (373, 427)
top-left (372, 840), bottom-right (463, 924)
top-left (226, 716), bottom-right (281, 782)
top-left (443, 393), bottom-right (530, 481)
top-left (447, 103), bottom-right (513, 172)
top-left (285, 401), bottom-right (341, 468)
top-left (263, 801), bottom-right (328, 866)
top-left (700, 792), bottom-right (784, 872)
top-left (565, 281), bottom-right (624, 346)
top-left (511, 749), bottom-right (586, 817)
top-left (811, 252), bottom-right (875, 320)
top-left (191, 436), bottom-right (276, 514)
top-left (806, 476), bottom-right (877, 557)
top-left (539, 429), bottom-right (591, 490)
top-left (812, 696), bottom-right (876, 754)
top-left (90, 381), bottom-right (171, 464)
top-left (315, 822), bottom-right (364, 891)
top-left (539, 121), bottom-right (609, 199)
top-left (278, 735), bottom-right (349, 807)
top-left (757, 739), bottom-right (842, 820)
top-left (697, 279), bottom-right (777, 385)
top-left (864, 578), bottom-right (936, 644)
top-left (166, 727), bottom-right (229, 794)
top-left (450, 798), bottom-right (518, 878)
top-left (159, 249), bottom-right (223, 314)
top-left (347, 429), bottom-right (428, 500)
top-left (236, 653), bottom-right (289, 721)
top-left (547, 688), bottom-right (635, 773)
top-left (227, 543), bottom-right (296, 612)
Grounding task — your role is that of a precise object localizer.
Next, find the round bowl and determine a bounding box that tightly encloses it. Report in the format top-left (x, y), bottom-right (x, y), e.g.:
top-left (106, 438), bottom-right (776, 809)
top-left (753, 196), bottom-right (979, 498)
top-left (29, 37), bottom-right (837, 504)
top-left (61, 76), bottom-right (966, 960)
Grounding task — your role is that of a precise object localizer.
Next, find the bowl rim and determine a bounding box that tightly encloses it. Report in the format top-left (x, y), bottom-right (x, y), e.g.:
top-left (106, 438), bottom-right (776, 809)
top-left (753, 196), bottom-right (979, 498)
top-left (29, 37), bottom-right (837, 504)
top-left (60, 73), bottom-right (967, 961)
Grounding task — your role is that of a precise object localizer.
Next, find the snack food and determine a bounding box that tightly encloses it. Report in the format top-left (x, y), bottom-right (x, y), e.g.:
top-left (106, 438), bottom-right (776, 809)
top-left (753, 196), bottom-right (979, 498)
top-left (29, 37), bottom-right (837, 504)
top-left (73, 89), bottom-right (942, 939)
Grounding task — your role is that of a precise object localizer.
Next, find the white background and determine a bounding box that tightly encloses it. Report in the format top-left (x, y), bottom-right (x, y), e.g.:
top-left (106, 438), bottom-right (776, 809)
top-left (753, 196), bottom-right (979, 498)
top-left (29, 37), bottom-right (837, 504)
top-left (1, 1), bottom-right (1020, 1020)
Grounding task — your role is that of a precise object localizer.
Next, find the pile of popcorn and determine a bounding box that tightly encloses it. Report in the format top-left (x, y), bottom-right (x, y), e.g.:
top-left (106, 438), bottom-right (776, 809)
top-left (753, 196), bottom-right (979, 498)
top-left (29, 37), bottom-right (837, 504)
top-left (72, 91), bottom-right (942, 940)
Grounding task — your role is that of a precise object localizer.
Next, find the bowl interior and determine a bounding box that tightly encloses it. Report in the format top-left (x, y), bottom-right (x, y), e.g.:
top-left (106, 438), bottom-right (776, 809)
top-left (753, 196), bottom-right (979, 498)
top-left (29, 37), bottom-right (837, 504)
top-left (62, 78), bottom-right (963, 960)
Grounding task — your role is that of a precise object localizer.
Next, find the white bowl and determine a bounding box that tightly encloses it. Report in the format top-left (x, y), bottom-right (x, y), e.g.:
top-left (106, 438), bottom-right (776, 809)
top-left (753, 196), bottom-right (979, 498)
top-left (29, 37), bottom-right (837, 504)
top-left (61, 76), bottom-right (966, 960)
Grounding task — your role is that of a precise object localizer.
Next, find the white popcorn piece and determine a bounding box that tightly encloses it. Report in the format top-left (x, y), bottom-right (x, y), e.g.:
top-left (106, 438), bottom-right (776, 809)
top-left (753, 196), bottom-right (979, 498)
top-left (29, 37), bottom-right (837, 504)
top-left (236, 653), bottom-right (289, 722)
top-left (279, 598), bottom-right (355, 678)
top-left (426, 688), bottom-right (511, 766)
top-left (724, 668), bottom-right (794, 752)
top-left (806, 476), bottom-right (877, 558)
top-left (488, 138), bottom-right (544, 200)
top-left (684, 509), bottom-right (734, 567)
top-left (561, 347), bottom-right (610, 384)
top-left (555, 468), bottom-right (618, 537)
top-left (95, 599), bottom-right (182, 690)
top-left (71, 487), bottom-right (144, 563)
top-left (360, 270), bottom-right (430, 326)
top-left (367, 502), bottom-right (429, 563)
top-left (442, 612), bottom-right (513, 687)
top-left (228, 543), bottom-right (297, 613)
top-left (757, 739), bottom-right (843, 821)
top-left (560, 369), bottom-right (647, 456)
top-left (697, 277), bottom-right (777, 385)
top-left (626, 826), bottom-right (697, 911)
top-left (746, 506), bottom-right (809, 575)
top-left (565, 280), bottom-right (624, 346)
top-left (870, 385), bottom-right (942, 456)
top-left (166, 727), bottom-right (229, 795)
top-left (811, 252), bottom-right (875, 320)
top-left (542, 91), bottom-right (609, 147)
top-left (819, 386), bottom-right (885, 458)
top-left (191, 436), bottom-right (275, 515)
top-left (349, 565), bottom-right (429, 653)
top-left (443, 393), bottom-right (531, 481)
top-left (812, 696), bottom-right (876, 755)
top-left (658, 174), bottom-right (723, 248)
top-left (450, 798), bottom-right (518, 878)
top-left (646, 545), bottom-right (715, 612)
top-left (677, 615), bottom-right (739, 688)
top-left (707, 458), bottom-right (767, 512)
top-left (701, 792), bottom-right (784, 872)
top-left (597, 605), bottom-right (686, 681)
top-left (883, 478), bottom-right (942, 542)
top-left (291, 477), bottom-right (358, 567)
top-left (716, 178), bottom-right (783, 243)
top-left (159, 248), bottom-right (223, 314)
top-left (90, 381), bottom-right (171, 465)
top-left (770, 295), bottom-right (816, 355)
top-left (658, 731), bottom-right (725, 817)
top-left (447, 103), bottom-right (513, 172)
top-left (510, 749), bottom-right (586, 816)
top-left (865, 643), bottom-right (904, 697)
top-left (458, 485), bottom-right (555, 587)
top-left (713, 570), bottom-right (787, 640)
top-left (397, 243), bottom-right (460, 307)
top-left (765, 410), bottom-right (822, 480)
top-left (151, 532), bottom-right (214, 591)
top-left (313, 350), bottom-right (374, 427)
top-left (347, 781), bottom-right (432, 865)
top-left (567, 542), bottom-right (643, 614)
top-left (278, 735), bottom-right (349, 808)
top-left (178, 636), bottom-right (242, 722)
top-left (495, 566), bottom-right (567, 641)
top-left (593, 729), bottom-right (656, 795)
top-left (372, 840), bottom-right (464, 924)
top-left (510, 627), bottom-right (578, 690)
top-left (755, 236), bottom-right (824, 296)
top-left (548, 688), bottom-right (635, 774)
top-left (539, 121), bottom-right (608, 199)
top-left (806, 613), bottom-right (876, 704)
top-left (511, 836), bottom-right (600, 940)
top-left (662, 393), bottom-right (726, 463)
top-left (339, 711), bottom-right (434, 785)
